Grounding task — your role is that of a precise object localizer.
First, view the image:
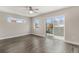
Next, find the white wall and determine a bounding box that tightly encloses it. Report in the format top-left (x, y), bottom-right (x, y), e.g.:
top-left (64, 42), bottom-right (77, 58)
top-left (0, 11), bottom-right (31, 40)
top-left (65, 7), bottom-right (79, 45)
top-left (32, 7), bottom-right (79, 45)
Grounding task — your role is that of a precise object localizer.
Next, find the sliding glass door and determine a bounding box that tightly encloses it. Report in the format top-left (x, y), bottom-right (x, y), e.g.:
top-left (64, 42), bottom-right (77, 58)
top-left (46, 17), bottom-right (54, 34)
top-left (46, 16), bottom-right (65, 40)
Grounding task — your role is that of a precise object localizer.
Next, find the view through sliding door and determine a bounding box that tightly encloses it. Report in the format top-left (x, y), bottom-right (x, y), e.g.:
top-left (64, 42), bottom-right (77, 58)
top-left (46, 16), bottom-right (65, 40)
top-left (46, 17), bottom-right (54, 36)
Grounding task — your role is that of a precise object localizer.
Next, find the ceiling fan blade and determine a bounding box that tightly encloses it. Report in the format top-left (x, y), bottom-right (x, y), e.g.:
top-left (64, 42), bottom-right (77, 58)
top-left (26, 6), bottom-right (39, 14)
top-left (33, 10), bottom-right (39, 13)
top-left (34, 9), bottom-right (39, 10)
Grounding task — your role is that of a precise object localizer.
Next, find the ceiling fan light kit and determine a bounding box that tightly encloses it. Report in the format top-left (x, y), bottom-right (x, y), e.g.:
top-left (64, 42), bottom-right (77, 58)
top-left (28, 6), bottom-right (39, 14)
top-left (29, 10), bottom-right (34, 14)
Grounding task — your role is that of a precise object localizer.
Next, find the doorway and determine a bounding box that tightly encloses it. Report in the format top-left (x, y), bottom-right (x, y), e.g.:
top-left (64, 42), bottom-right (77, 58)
top-left (46, 16), bottom-right (65, 40)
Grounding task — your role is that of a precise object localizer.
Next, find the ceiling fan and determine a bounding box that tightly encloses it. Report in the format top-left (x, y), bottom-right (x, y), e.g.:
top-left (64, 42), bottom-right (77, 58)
top-left (27, 6), bottom-right (39, 14)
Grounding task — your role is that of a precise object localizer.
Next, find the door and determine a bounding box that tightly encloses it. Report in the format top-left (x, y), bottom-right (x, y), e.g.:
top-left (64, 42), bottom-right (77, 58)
top-left (46, 16), bottom-right (65, 40)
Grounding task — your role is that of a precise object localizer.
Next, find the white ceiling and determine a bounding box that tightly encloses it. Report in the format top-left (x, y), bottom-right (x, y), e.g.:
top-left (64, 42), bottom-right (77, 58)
top-left (0, 6), bottom-right (69, 17)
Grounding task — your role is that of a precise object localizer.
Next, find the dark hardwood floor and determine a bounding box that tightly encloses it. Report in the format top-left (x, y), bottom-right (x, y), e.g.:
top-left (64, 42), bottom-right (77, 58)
top-left (0, 34), bottom-right (78, 53)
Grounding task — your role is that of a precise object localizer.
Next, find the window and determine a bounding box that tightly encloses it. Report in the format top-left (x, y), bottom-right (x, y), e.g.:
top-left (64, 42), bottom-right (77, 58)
top-left (46, 16), bottom-right (65, 40)
top-left (54, 16), bottom-right (64, 27)
top-left (7, 16), bottom-right (26, 24)
top-left (33, 18), bottom-right (40, 32)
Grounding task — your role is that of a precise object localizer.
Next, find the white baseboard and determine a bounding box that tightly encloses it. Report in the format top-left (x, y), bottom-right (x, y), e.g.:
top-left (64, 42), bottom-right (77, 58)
top-left (65, 40), bottom-right (79, 46)
top-left (55, 38), bottom-right (79, 46)
top-left (0, 33), bottom-right (31, 40)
